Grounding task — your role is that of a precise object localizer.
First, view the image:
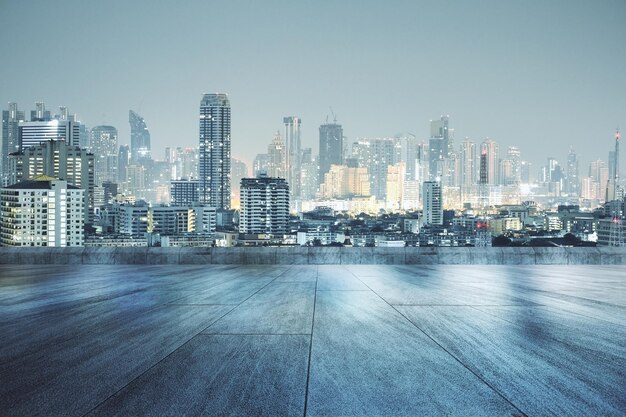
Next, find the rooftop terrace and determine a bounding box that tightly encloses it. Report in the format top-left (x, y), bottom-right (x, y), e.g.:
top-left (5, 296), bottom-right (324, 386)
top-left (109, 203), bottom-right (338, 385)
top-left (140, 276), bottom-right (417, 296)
top-left (1, 264), bottom-right (624, 416)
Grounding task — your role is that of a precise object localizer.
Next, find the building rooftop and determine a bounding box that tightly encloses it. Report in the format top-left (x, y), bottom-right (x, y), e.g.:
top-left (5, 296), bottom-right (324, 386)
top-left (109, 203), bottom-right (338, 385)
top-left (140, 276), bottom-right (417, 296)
top-left (0, 264), bottom-right (624, 415)
top-left (3, 176), bottom-right (81, 190)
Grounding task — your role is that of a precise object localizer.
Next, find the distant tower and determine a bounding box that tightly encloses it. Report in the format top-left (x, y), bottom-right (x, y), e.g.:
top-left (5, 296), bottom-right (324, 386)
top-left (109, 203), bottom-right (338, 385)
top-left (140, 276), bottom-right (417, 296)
top-left (566, 148), bottom-right (579, 196)
top-left (607, 129), bottom-right (621, 201)
top-left (319, 120), bottom-right (343, 185)
top-left (479, 150), bottom-right (489, 209)
top-left (128, 110), bottom-right (151, 162)
top-left (117, 145), bottom-right (130, 183)
top-left (428, 116), bottom-right (450, 180)
top-left (459, 139), bottom-right (476, 197)
top-left (90, 126), bottom-right (118, 186)
top-left (199, 93), bottom-right (231, 209)
top-left (267, 131), bottom-right (286, 179)
top-left (1, 102), bottom-right (25, 186)
top-left (283, 116), bottom-right (302, 202)
top-left (480, 139), bottom-right (499, 185)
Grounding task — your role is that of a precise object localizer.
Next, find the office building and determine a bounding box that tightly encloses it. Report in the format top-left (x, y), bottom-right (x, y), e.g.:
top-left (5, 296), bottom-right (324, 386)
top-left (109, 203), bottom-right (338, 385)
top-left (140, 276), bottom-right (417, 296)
top-left (319, 164), bottom-right (370, 199)
top-left (299, 148), bottom-right (318, 200)
top-left (90, 125), bottom-right (118, 186)
top-left (428, 116), bottom-right (450, 180)
top-left (129, 110), bottom-right (151, 162)
top-left (18, 118), bottom-right (81, 150)
top-left (8, 140), bottom-right (94, 224)
top-left (422, 180), bottom-right (443, 226)
top-left (199, 93), bottom-right (231, 209)
top-left (480, 139), bottom-right (499, 185)
top-left (0, 177), bottom-right (84, 247)
top-left (284, 116), bottom-right (302, 201)
top-left (239, 175), bottom-right (289, 235)
top-left (171, 179), bottom-right (199, 206)
top-left (117, 145), bottom-right (130, 183)
top-left (352, 138), bottom-right (401, 200)
top-left (566, 148), bottom-right (579, 196)
top-left (319, 121), bottom-right (343, 185)
top-left (1, 103), bottom-right (25, 186)
top-left (267, 131), bottom-right (286, 179)
top-left (459, 139), bottom-right (476, 194)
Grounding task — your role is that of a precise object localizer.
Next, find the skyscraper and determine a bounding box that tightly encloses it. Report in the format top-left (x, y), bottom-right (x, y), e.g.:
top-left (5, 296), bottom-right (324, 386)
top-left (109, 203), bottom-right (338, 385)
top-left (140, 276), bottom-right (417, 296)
top-left (319, 121), bottom-right (343, 185)
top-left (117, 145), bottom-right (130, 183)
top-left (428, 116), bottom-right (450, 180)
top-left (267, 131), bottom-right (286, 178)
top-left (566, 148), bottom-right (579, 196)
top-left (607, 129), bottom-right (621, 201)
top-left (128, 110), bottom-right (151, 162)
top-left (90, 125), bottom-right (118, 186)
top-left (422, 180), bottom-right (443, 226)
top-left (199, 93), bottom-right (231, 209)
top-left (8, 140), bottom-right (95, 224)
top-left (18, 104), bottom-right (81, 151)
top-left (459, 139), bottom-right (476, 194)
top-left (480, 139), bottom-right (499, 185)
top-left (1, 103), bottom-right (25, 186)
top-left (283, 116), bottom-right (302, 201)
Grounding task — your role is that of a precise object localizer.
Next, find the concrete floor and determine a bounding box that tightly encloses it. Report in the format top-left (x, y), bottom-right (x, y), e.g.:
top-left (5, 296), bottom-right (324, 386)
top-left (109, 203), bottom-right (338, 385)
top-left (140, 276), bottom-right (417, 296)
top-left (0, 264), bottom-right (624, 416)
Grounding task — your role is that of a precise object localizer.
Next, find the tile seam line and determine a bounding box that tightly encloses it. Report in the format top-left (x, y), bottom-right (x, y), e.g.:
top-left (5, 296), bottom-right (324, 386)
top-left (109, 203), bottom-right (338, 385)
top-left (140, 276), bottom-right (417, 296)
top-left (347, 269), bottom-right (529, 417)
top-left (302, 265), bottom-right (319, 417)
top-left (80, 266), bottom-right (293, 417)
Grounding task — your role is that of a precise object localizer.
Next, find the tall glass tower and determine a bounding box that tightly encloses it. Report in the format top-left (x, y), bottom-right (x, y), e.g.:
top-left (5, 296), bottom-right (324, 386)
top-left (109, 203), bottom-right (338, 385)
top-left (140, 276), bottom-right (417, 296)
top-left (283, 116), bottom-right (302, 201)
top-left (128, 110), bottom-right (151, 162)
top-left (318, 122), bottom-right (343, 185)
top-left (199, 93), bottom-right (231, 209)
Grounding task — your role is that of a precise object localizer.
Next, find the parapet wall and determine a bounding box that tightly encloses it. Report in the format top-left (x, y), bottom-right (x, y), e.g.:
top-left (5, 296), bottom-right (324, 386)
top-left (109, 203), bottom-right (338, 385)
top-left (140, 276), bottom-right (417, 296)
top-left (0, 246), bottom-right (625, 265)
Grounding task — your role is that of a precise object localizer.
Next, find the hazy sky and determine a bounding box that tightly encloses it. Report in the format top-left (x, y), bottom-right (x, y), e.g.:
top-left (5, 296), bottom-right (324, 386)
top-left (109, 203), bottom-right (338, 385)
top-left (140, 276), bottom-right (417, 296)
top-left (1, 0), bottom-right (625, 173)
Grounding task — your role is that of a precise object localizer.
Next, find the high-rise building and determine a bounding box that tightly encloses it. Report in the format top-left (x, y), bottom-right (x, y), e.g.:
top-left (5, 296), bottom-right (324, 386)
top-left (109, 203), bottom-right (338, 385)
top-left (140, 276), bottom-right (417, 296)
top-left (199, 93), bottom-right (231, 209)
top-left (117, 145), bottom-right (130, 183)
top-left (90, 125), bottom-right (118, 186)
top-left (319, 122), bottom-right (343, 185)
top-left (231, 158), bottom-right (248, 195)
top-left (129, 110), bottom-right (151, 162)
top-left (170, 179), bottom-right (200, 206)
top-left (253, 153), bottom-right (269, 176)
top-left (607, 129), bottom-right (621, 201)
top-left (480, 139), bottom-right (499, 185)
top-left (422, 180), bottom-right (443, 226)
top-left (459, 139), bottom-right (476, 195)
top-left (8, 140), bottom-right (95, 224)
top-left (299, 148), bottom-right (318, 200)
top-left (1, 103), bottom-right (25, 186)
top-left (267, 131), bottom-right (286, 179)
top-left (428, 116), bottom-right (450, 180)
top-left (239, 174), bottom-right (289, 235)
top-left (566, 148), bottom-right (579, 196)
top-left (0, 177), bottom-right (84, 247)
top-left (283, 116), bottom-right (302, 201)
top-left (507, 146), bottom-right (521, 185)
top-left (319, 164), bottom-right (370, 199)
top-left (386, 162), bottom-right (405, 210)
top-left (351, 138), bottom-right (400, 200)
top-left (18, 104), bottom-right (82, 151)
top-left (30, 102), bottom-right (51, 121)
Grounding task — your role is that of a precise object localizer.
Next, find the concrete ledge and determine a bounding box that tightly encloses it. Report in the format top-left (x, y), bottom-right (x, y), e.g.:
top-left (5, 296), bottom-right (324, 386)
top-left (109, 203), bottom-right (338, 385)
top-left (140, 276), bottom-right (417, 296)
top-left (0, 246), bottom-right (625, 265)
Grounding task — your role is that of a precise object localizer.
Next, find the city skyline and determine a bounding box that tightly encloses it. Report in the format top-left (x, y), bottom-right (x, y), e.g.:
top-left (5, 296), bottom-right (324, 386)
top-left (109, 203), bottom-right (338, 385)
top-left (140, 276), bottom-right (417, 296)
top-left (1, 0), bottom-right (624, 170)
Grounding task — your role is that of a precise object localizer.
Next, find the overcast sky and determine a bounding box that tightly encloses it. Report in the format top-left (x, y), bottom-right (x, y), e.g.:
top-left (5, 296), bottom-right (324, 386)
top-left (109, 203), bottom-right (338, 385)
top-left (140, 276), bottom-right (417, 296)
top-left (1, 0), bottom-right (625, 173)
